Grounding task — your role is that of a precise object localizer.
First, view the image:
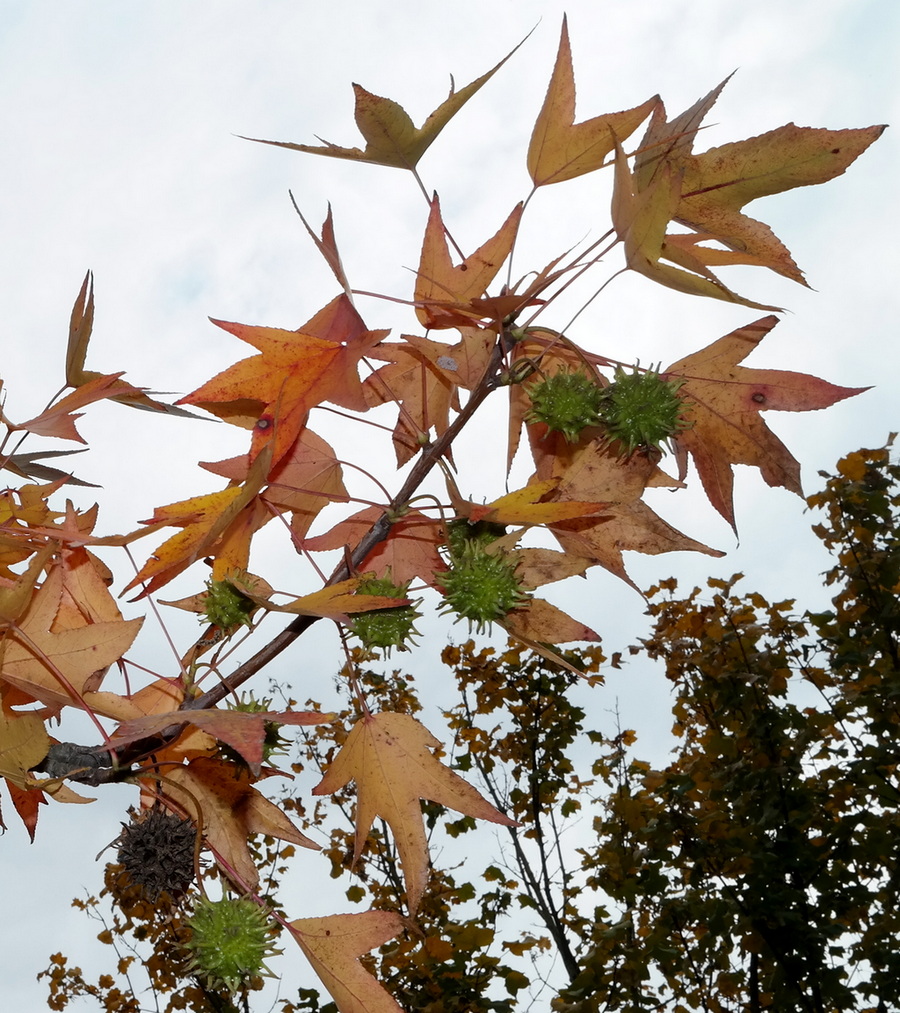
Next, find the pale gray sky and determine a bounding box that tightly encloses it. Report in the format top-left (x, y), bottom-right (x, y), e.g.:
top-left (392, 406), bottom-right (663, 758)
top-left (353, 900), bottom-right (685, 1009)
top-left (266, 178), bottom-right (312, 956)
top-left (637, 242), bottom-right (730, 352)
top-left (0, 0), bottom-right (897, 1007)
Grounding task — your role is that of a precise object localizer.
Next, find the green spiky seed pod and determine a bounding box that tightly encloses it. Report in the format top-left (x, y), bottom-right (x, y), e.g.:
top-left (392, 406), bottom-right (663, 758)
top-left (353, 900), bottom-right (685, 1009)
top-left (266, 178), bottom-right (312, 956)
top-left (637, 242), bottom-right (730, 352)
top-left (225, 693), bottom-right (287, 764)
top-left (184, 896), bottom-right (279, 994)
top-left (598, 366), bottom-right (691, 456)
top-left (350, 576), bottom-right (421, 653)
top-left (440, 544), bottom-right (531, 634)
top-left (446, 518), bottom-right (507, 561)
top-left (525, 369), bottom-right (605, 442)
top-left (202, 578), bottom-right (255, 629)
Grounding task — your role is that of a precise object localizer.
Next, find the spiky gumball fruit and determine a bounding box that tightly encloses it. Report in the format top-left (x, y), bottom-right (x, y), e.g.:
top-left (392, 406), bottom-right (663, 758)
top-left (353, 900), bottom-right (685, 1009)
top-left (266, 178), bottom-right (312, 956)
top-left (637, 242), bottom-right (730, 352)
top-left (184, 896), bottom-right (279, 994)
top-left (116, 805), bottom-right (196, 901)
top-left (526, 369), bottom-right (604, 442)
top-left (350, 576), bottom-right (421, 654)
top-left (440, 544), bottom-right (531, 634)
top-left (446, 518), bottom-right (506, 559)
top-left (598, 366), bottom-right (691, 455)
top-left (203, 577), bottom-right (255, 629)
top-left (222, 693), bottom-right (288, 765)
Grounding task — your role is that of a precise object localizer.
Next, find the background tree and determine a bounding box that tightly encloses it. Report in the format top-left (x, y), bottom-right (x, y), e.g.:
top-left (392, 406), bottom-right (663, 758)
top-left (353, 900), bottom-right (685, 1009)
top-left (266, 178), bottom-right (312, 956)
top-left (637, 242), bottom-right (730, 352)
top-left (0, 13), bottom-right (886, 1012)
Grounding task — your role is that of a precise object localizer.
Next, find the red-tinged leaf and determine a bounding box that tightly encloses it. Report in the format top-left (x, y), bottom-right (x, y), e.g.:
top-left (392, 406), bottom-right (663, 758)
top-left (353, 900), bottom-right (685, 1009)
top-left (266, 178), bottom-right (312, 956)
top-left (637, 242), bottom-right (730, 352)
top-left (611, 139), bottom-right (780, 311)
top-left (158, 757), bottom-right (319, 892)
top-left (302, 507), bottom-right (446, 587)
top-left (13, 373), bottom-right (142, 443)
top-left (245, 38), bottom-right (526, 170)
top-left (363, 340), bottom-right (457, 466)
top-left (666, 316), bottom-right (869, 529)
top-left (109, 708), bottom-right (332, 777)
top-left (179, 296), bottom-right (385, 467)
top-left (203, 429), bottom-right (349, 542)
top-left (293, 201), bottom-right (352, 296)
top-left (528, 16), bottom-right (658, 186)
top-left (502, 596), bottom-right (600, 644)
top-left (54, 545), bottom-right (123, 631)
top-left (313, 712), bottom-right (517, 914)
top-left (6, 779), bottom-right (45, 841)
top-left (65, 270), bottom-right (95, 387)
top-left (415, 197), bottom-right (523, 330)
top-left (289, 910), bottom-right (405, 1013)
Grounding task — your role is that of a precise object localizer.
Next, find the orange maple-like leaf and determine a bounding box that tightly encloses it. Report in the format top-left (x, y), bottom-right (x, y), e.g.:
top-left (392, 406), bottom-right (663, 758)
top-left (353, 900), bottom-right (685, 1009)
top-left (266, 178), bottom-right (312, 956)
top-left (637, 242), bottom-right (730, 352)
top-left (179, 296), bottom-right (385, 468)
top-left (303, 507), bottom-right (446, 588)
top-left (157, 756), bottom-right (319, 892)
top-left (123, 448), bottom-right (271, 598)
top-left (313, 712), bottom-right (517, 914)
top-left (12, 373), bottom-right (143, 443)
top-left (414, 196), bottom-right (523, 330)
top-left (0, 562), bottom-right (142, 714)
top-left (202, 428), bottom-right (349, 542)
top-left (527, 15), bottom-right (657, 186)
top-left (290, 910), bottom-right (405, 1013)
top-left (531, 428), bottom-right (723, 588)
top-left (363, 340), bottom-right (459, 466)
top-left (666, 316), bottom-right (869, 530)
top-left (244, 39), bottom-right (524, 170)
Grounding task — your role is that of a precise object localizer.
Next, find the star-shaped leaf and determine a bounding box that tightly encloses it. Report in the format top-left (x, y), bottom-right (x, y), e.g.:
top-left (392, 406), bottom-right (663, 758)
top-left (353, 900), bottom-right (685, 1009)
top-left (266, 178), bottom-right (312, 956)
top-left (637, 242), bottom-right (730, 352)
top-left (289, 910), bottom-right (404, 1013)
top-left (158, 756), bottom-right (319, 892)
top-left (244, 39), bottom-right (526, 170)
top-left (313, 712), bottom-right (516, 914)
top-left (528, 15), bottom-right (657, 186)
top-left (179, 296), bottom-right (385, 467)
top-left (666, 315), bottom-right (869, 529)
top-left (415, 196), bottom-right (523, 330)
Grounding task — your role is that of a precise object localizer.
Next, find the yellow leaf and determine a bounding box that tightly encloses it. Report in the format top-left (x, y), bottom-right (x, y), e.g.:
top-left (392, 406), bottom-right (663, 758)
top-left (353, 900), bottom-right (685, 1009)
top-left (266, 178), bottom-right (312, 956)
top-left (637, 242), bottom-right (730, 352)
top-left (528, 16), bottom-right (657, 186)
top-left (244, 37), bottom-right (527, 170)
top-left (289, 911), bottom-right (404, 1013)
top-left (313, 712), bottom-right (517, 914)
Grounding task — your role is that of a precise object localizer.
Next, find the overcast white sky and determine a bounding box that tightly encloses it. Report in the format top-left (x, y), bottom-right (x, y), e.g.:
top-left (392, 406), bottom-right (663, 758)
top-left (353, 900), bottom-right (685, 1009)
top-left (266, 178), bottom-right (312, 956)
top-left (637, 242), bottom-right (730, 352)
top-left (1, 0), bottom-right (897, 1008)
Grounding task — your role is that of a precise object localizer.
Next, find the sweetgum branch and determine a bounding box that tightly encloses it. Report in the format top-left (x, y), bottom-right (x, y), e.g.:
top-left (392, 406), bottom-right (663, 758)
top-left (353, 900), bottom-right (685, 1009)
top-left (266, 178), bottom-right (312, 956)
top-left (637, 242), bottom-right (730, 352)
top-left (61, 336), bottom-right (510, 782)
